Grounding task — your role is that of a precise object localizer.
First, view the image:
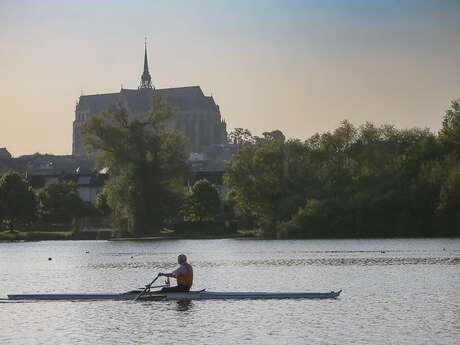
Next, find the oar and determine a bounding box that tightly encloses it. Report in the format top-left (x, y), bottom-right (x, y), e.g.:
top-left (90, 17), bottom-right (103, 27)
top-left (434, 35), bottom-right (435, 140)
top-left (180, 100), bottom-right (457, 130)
top-left (134, 274), bottom-right (160, 301)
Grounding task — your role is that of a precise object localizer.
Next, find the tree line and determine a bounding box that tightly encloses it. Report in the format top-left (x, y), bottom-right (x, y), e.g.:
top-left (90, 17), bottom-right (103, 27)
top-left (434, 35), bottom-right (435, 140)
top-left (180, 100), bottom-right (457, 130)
top-left (225, 101), bottom-right (460, 238)
top-left (0, 174), bottom-right (87, 230)
top-left (0, 95), bottom-right (223, 234)
top-left (85, 95), bottom-right (458, 238)
top-left (2, 96), bottom-right (459, 239)
top-left (0, 170), bottom-right (222, 234)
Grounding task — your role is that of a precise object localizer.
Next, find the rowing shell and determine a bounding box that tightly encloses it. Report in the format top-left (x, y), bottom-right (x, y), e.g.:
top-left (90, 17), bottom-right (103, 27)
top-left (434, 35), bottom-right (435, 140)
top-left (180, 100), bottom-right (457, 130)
top-left (7, 290), bottom-right (341, 301)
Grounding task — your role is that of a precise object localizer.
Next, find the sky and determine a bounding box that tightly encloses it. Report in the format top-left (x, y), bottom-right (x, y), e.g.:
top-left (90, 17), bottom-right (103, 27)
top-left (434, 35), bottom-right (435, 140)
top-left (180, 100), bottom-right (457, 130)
top-left (1, 0), bottom-right (459, 156)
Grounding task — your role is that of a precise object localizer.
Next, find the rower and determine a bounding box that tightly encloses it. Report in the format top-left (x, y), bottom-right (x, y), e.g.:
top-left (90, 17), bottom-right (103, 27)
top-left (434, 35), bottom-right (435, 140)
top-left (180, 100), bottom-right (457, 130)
top-left (158, 254), bottom-right (193, 292)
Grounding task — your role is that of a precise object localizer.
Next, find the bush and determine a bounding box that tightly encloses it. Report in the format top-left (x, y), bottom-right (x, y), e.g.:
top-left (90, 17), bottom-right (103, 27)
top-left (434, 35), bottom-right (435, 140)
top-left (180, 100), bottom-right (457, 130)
top-left (0, 172), bottom-right (36, 228)
top-left (37, 181), bottom-right (84, 223)
top-left (182, 180), bottom-right (221, 222)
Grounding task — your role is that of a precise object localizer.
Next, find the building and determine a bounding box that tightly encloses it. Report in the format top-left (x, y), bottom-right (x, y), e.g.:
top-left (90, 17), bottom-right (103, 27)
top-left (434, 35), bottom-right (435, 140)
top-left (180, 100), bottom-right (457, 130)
top-left (28, 172), bottom-right (107, 205)
top-left (0, 147), bottom-right (12, 160)
top-left (10, 153), bottom-right (94, 175)
top-left (72, 42), bottom-right (227, 156)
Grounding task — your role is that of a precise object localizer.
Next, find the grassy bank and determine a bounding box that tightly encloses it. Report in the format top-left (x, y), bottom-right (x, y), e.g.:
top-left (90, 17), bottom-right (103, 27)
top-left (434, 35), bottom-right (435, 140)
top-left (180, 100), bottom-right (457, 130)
top-left (0, 230), bottom-right (73, 241)
top-left (113, 233), bottom-right (246, 241)
top-left (0, 229), bottom-right (113, 241)
top-left (0, 227), bottom-right (242, 241)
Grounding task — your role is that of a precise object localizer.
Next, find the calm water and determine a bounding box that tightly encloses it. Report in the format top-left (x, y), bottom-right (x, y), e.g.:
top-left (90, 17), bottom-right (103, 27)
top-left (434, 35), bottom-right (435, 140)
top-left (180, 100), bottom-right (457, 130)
top-left (0, 238), bottom-right (459, 345)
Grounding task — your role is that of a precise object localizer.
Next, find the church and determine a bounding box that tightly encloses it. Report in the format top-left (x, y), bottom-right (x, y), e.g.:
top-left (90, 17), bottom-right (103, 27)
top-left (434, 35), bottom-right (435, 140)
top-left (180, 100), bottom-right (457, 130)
top-left (72, 43), bottom-right (227, 156)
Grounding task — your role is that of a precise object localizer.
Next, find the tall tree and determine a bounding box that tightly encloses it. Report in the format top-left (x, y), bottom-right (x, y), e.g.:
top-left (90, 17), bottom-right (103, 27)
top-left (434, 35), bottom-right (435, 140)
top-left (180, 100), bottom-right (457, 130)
top-left (440, 100), bottom-right (460, 152)
top-left (228, 128), bottom-right (254, 146)
top-left (436, 154), bottom-right (460, 231)
top-left (224, 139), bottom-right (312, 236)
top-left (83, 94), bottom-right (187, 235)
top-left (261, 130), bottom-right (286, 142)
top-left (0, 172), bottom-right (36, 229)
top-left (182, 179), bottom-right (221, 222)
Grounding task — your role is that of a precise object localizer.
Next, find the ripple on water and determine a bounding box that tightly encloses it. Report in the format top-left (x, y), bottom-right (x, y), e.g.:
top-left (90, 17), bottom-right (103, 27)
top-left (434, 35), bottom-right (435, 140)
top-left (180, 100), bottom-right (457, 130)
top-left (85, 256), bottom-right (460, 270)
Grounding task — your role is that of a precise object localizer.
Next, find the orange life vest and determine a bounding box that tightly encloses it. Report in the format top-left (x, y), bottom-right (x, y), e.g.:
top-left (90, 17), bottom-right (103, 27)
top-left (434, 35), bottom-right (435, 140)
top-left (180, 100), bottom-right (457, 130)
top-left (176, 263), bottom-right (193, 288)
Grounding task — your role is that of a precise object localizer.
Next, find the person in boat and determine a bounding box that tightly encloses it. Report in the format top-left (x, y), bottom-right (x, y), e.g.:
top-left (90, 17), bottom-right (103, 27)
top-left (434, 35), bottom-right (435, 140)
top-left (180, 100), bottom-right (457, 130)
top-left (158, 254), bottom-right (193, 292)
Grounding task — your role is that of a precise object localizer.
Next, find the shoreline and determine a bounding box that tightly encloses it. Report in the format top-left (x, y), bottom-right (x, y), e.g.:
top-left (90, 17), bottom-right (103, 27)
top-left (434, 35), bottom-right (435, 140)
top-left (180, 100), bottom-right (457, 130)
top-left (0, 230), bottom-right (246, 242)
top-left (1, 229), bottom-right (459, 242)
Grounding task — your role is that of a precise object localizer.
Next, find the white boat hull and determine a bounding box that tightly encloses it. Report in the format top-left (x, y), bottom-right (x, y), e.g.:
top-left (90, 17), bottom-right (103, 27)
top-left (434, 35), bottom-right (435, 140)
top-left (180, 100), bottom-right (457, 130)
top-left (7, 290), bottom-right (341, 301)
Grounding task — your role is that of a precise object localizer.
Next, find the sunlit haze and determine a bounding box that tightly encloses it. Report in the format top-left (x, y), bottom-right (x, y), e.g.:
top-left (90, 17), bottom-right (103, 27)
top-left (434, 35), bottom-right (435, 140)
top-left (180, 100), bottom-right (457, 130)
top-left (1, 0), bottom-right (459, 156)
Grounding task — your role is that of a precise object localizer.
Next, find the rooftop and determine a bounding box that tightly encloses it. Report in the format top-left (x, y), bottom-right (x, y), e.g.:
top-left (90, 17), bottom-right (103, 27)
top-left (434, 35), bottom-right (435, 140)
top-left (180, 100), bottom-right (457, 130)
top-left (77, 86), bottom-right (218, 116)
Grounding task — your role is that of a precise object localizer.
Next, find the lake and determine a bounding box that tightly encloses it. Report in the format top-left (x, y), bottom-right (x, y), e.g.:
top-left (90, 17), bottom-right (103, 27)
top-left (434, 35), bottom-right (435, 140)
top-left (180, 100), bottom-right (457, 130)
top-left (1, 238), bottom-right (459, 344)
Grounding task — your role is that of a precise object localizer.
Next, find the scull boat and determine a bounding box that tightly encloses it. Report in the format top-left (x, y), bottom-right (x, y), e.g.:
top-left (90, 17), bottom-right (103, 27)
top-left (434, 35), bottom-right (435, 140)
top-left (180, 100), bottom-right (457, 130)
top-left (7, 289), bottom-right (341, 301)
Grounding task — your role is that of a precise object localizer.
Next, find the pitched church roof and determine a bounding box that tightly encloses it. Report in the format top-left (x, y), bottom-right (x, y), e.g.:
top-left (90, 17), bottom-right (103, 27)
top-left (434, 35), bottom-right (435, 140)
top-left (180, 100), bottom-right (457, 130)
top-left (157, 86), bottom-right (216, 109)
top-left (76, 40), bottom-right (219, 116)
top-left (78, 86), bottom-right (218, 116)
top-left (77, 93), bottom-right (121, 114)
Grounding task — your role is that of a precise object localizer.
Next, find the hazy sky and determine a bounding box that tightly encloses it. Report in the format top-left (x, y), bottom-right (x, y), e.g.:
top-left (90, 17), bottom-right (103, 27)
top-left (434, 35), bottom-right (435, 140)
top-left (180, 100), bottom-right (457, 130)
top-left (1, 0), bottom-right (459, 156)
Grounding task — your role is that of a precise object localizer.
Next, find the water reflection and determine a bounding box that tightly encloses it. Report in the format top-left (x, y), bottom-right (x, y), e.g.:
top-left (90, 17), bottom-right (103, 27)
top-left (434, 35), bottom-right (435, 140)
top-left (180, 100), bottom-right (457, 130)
top-left (175, 300), bottom-right (193, 312)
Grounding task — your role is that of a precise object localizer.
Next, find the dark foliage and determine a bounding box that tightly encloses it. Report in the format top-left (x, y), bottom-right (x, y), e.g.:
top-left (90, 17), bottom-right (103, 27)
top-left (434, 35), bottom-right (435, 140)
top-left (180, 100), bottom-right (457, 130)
top-left (83, 94), bottom-right (187, 235)
top-left (182, 179), bottom-right (221, 221)
top-left (0, 172), bottom-right (37, 228)
top-left (37, 181), bottom-right (84, 223)
top-left (225, 102), bottom-right (460, 238)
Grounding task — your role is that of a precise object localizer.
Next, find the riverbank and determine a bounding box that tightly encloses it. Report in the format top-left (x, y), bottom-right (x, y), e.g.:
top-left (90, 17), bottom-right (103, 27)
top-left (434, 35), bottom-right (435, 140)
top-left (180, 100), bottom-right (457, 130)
top-left (2, 229), bottom-right (457, 242)
top-left (0, 229), bottom-right (244, 242)
top-left (111, 233), bottom-right (245, 241)
top-left (0, 230), bottom-right (73, 241)
top-left (0, 229), bottom-right (112, 241)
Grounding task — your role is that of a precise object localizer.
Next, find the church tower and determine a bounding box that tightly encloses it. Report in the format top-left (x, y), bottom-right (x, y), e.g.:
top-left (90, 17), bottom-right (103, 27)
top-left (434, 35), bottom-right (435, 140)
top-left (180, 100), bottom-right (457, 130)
top-left (139, 39), bottom-right (153, 89)
top-left (73, 39), bottom-right (228, 156)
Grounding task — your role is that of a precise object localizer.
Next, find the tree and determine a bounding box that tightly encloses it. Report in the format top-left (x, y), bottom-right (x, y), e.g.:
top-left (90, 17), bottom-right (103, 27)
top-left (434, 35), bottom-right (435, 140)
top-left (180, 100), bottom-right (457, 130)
top-left (228, 128), bottom-right (254, 146)
top-left (0, 178), bottom-right (3, 224)
top-left (182, 179), bottom-right (221, 222)
top-left (0, 172), bottom-right (36, 229)
top-left (440, 100), bottom-right (460, 152)
top-left (37, 181), bottom-right (84, 223)
top-left (261, 130), bottom-right (286, 142)
top-left (224, 139), bottom-right (312, 236)
top-left (83, 94), bottom-right (187, 235)
top-left (436, 154), bottom-right (460, 233)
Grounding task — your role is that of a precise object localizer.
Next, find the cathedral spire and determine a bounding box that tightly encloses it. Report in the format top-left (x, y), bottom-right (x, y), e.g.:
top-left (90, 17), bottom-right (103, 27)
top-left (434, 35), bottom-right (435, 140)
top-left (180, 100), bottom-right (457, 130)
top-left (139, 38), bottom-right (153, 89)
